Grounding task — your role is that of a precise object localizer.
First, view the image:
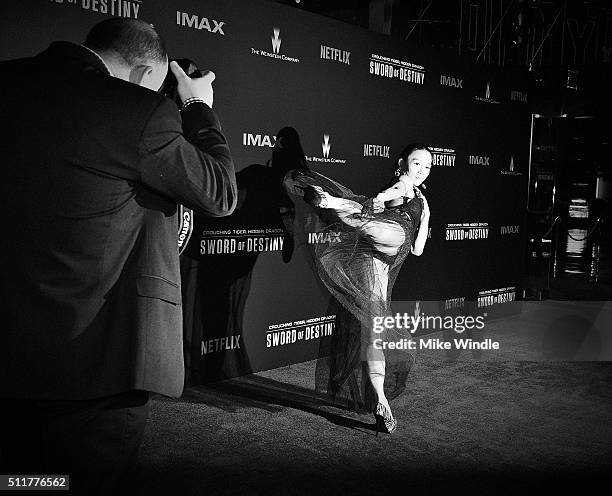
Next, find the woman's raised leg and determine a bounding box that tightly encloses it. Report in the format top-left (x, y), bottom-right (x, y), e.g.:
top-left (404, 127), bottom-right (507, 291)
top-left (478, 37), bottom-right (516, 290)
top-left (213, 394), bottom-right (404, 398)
top-left (312, 187), bottom-right (406, 256)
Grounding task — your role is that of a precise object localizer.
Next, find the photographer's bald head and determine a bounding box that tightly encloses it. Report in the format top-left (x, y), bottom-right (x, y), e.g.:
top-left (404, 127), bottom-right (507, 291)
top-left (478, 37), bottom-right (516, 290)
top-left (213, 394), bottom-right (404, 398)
top-left (83, 18), bottom-right (215, 105)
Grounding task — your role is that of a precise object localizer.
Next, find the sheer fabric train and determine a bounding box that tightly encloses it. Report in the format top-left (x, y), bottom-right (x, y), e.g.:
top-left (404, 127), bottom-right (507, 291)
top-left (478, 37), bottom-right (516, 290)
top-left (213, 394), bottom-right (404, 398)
top-left (282, 169), bottom-right (423, 412)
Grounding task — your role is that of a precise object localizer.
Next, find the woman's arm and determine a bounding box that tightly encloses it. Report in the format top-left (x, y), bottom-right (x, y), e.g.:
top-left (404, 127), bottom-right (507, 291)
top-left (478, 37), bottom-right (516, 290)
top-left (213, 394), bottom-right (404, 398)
top-left (411, 195), bottom-right (430, 256)
top-left (375, 180), bottom-right (407, 203)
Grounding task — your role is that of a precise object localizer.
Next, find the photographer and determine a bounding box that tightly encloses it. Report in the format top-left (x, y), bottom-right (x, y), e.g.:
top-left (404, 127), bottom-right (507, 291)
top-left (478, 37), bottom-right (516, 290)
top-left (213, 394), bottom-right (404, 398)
top-left (0, 18), bottom-right (236, 493)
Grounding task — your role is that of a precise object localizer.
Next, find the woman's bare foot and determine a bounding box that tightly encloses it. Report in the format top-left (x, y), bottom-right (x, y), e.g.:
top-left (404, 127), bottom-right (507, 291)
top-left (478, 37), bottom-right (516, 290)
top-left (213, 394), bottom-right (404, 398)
top-left (311, 186), bottom-right (331, 208)
top-left (311, 186), bottom-right (363, 214)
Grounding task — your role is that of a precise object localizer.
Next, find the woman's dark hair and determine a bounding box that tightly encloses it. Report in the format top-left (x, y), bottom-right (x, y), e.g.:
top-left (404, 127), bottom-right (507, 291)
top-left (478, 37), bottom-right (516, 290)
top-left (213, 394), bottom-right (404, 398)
top-left (396, 143), bottom-right (431, 173)
top-left (270, 127), bottom-right (309, 174)
top-left (84, 18), bottom-right (167, 66)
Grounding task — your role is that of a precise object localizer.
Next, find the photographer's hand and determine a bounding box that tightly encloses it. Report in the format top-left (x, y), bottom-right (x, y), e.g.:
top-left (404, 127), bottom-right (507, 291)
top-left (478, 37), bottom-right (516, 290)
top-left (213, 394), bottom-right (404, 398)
top-left (170, 61), bottom-right (215, 108)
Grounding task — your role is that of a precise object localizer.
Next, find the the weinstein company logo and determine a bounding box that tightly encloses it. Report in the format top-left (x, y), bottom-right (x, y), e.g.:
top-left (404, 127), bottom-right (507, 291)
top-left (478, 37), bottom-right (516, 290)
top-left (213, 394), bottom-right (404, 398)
top-left (54, 0), bottom-right (141, 18)
top-left (478, 287), bottom-right (516, 308)
top-left (468, 155), bottom-right (490, 166)
top-left (242, 133), bottom-right (276, 148)
top-left (430, 147), bottom-right (456, 167)
top-left (322, 135), bottom-right (331, 158)
top-left (510, 90), bottom-right (528, 103)
top-left (369, 53), bottom-right (425, 84)
top-left (305, 135), bottom-right (347, 164)
top-left (272, 28), bottom-right (281, 53)
top-left (250, 27), bottom-right (300, 63)
top-left (363, 144), bottom-right (390, 158)
top-left (320, 44), bottom-right (350, 65)
top-left (501, 155), bottom-right (523, 176)
top-left (475, 82), bottom-right (500, 104)
top-left (500, 225), bottom-right (520, 235)
top-left (446, 223), bottom-right (489, 241)
top-left (439, 75), bottom-right (463, 88)
top-left (176, 11), bottom-right (225, 34)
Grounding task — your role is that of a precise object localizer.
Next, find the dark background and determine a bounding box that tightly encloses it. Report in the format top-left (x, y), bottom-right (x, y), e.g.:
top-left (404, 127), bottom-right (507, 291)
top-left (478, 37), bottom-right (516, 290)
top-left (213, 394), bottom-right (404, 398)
top-left (0, 0), bottom-right (531, 376)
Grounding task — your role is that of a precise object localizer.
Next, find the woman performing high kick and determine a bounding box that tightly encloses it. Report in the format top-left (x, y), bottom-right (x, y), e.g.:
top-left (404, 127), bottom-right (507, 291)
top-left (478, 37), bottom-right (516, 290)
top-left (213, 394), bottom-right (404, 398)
top-left (283, 143), bottom-right (432, 433)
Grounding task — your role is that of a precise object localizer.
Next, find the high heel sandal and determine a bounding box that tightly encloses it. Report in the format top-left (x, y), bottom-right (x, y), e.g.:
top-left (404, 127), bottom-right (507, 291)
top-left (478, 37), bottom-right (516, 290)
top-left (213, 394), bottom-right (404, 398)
top-left (374, 402), bottom-right (397, 434)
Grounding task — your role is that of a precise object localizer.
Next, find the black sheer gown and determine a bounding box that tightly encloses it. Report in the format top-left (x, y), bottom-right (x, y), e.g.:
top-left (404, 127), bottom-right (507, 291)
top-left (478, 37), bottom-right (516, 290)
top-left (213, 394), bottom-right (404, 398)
top-left (283, 169), bottom-right (423, 413)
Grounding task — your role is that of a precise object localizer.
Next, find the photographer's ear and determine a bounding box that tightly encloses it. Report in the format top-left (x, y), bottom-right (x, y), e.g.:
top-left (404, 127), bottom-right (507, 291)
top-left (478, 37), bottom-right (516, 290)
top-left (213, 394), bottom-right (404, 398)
top-left (130, 61), bottom-right (168, 91)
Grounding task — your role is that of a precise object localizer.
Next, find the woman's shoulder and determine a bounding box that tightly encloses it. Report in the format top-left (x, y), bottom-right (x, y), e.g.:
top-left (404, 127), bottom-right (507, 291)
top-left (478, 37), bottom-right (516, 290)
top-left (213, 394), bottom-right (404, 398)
top-left (378, 178), bottom-right (397, 192)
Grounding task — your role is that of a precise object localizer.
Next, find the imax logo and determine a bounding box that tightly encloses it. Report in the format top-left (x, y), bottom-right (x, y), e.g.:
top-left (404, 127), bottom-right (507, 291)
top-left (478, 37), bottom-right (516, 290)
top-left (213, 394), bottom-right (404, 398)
top-left (322, 135), bottom-right (331, 158)
top-left (176, 11), bottom-right (225, 34)
top-left (440, 75), bottom-right (463, 88)
top-left (308, 232), bottom-right (342, 244)
top-left (500, 225), bottom-right (520, 234)
top-left (468, 155), bottom-right (490, 166)
top-left (271, 28), bottom-right (281, 54)
top-left (242, 133), bottom-right (276, 147)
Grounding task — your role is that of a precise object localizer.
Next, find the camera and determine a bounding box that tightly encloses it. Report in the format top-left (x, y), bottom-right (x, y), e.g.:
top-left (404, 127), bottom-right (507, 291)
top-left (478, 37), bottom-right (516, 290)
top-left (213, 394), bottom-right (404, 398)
top-left (159, 58), bottom-right (202, 106)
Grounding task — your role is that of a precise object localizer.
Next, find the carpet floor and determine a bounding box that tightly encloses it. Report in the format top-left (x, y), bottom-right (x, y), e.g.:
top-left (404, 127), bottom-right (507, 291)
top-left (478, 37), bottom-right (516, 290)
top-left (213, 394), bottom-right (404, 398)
top-left (132, 302), bottom-right (612, 495)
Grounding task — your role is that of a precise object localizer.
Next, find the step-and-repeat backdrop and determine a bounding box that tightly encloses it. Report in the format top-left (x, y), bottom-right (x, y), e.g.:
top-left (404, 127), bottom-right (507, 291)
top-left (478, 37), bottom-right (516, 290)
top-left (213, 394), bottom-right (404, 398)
top-left (0, 0), bottom-right (531, 382)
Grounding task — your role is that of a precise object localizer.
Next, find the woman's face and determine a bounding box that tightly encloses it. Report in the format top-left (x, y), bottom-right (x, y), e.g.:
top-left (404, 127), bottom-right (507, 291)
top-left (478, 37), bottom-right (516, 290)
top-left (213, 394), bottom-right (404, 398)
top-left (402, 149), bottom-right (432, 185)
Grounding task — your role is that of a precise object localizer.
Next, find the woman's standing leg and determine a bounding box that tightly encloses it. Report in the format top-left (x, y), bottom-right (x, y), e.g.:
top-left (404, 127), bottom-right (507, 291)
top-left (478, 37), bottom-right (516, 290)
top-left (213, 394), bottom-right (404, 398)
top-left (312, 186), bottom-right (402, 430)
top-left (365, 258), bottom-right (391, 412)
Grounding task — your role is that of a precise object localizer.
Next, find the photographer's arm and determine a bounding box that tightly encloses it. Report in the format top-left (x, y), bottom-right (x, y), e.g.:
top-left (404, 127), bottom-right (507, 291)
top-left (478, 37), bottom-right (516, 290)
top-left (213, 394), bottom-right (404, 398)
top-left (137, 62), bottom-right (236, 216)
top-left (138, 97), bottom-right (237, 217)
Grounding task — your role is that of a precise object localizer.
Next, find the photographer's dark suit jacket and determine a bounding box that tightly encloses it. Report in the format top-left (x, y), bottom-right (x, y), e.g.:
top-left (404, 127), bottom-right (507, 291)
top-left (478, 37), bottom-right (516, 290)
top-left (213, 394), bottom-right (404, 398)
top-left (0, 42), bottom-right (237, 400)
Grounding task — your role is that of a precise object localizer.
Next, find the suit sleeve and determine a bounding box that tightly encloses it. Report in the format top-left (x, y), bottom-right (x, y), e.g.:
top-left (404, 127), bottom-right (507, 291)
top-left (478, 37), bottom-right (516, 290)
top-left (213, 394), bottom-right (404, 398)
top-left (138, 97), bottom-right (237, 217)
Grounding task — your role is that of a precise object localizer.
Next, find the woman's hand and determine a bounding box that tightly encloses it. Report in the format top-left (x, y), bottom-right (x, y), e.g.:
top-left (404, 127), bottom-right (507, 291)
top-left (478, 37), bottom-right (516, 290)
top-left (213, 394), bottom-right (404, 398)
top-left (372, 197), bottom-right (385, 213)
